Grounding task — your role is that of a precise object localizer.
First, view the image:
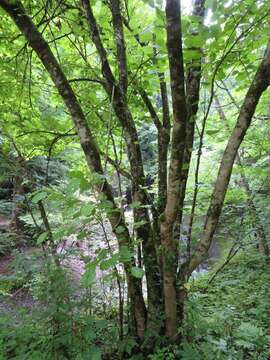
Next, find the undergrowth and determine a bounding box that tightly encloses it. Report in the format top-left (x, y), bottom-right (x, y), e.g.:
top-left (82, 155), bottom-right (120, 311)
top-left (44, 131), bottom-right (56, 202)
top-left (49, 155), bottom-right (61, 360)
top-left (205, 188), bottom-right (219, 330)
top-left (1, 247), bottom-right (270, 359)
top-left (149, 248), bottom-right (270, 359)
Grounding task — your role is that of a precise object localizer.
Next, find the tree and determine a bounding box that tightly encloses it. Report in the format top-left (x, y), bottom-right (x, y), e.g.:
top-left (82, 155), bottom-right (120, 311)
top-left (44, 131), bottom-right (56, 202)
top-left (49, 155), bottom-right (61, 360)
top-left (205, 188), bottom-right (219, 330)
top-left (1, 0), bottom-right (270, 347)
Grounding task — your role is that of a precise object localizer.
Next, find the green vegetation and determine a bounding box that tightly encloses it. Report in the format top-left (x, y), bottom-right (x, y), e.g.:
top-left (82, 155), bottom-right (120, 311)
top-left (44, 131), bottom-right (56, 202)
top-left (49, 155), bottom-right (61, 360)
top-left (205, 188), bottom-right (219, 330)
top-left (0, 0), bottom-right (270, 358)
top-left (149, 250), bottom-right (270, 360)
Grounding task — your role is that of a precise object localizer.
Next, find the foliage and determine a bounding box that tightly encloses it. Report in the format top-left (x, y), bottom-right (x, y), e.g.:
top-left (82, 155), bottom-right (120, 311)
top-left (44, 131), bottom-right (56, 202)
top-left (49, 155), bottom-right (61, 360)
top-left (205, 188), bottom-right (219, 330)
top-left (148, 249), bottom-right (270, 359)
top-left (0, 0), bottom-right (270, 358)
top-left (0, 254), bottom-right (112, 360)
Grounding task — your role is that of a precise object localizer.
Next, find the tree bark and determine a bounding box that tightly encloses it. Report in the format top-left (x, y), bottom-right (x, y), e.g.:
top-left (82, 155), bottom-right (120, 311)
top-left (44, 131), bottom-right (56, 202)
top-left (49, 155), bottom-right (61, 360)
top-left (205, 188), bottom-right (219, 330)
top-left (109, 0), bottom-right (128, 94)
top-left (157, 76), bottom-right (171, 216)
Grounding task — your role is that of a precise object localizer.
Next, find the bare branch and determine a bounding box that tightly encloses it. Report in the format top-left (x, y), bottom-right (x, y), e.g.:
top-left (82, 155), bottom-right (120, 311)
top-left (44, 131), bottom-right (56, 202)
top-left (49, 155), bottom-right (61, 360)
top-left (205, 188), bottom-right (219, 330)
top-left (139, 88), bottom-right (162, 130)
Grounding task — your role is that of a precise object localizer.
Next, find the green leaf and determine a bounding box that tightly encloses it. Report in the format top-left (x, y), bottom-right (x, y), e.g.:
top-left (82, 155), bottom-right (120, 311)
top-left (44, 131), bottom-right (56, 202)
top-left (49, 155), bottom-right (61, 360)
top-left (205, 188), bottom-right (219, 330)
top-left (97, 249), bottom-right (108, 261)
top-left (101, 200), bottom-right (114, 210)
top-left (79, 178), bottom-right (91, 192)
top-left (129, 201), bottom-right (141, 209)
top-left (184, 49), bottom-right (201, 61)
top-left (131, 266), bottom-right (144, 279)
top-left (206, 129), bottom-right (220, 136)
top-left (119, 246), bottom-right (133, 263)
top-left (36, 231), bottom-right (48, 245)
top-left (133, 220), bottom-right (147, 229)
top-left (88, 347), bottom-right (102, 360)
top-left (81, 203), bottom-right (94, 217)
top-left (31, 191), bottom-right (47, 204)
top-left (81, 262), bottom-right (96, 286)
top-left (85, 329), bottom-right (96, 342)
top-left (65, 179), bottom-right (80, 194)
top-left (115, 225), bottom-right (126, 234)
top-left (77, 230), bottom-right (88, 240)
top-left (52, 227), bottom-right (68, 242)
top-left (90, 172), bottom-right (106, 185)
top-left (100, 253), bottom-right (119, 270)
top-left (182, 163), bottom-right (190, 171)
top-left (186, 34), bottom-right (204, 48)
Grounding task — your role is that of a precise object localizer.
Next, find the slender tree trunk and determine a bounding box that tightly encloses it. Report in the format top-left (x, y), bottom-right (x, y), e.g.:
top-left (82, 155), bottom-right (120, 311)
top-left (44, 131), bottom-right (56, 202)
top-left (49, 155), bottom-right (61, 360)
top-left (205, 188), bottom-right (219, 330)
top-left (215, 96), bottom-right (269, 256)
top-left (157, 75), bottom-right (171, 215)
top-left (185, 38), bottom-right (270, 277)
top-left (38, 200), bottom-right (61, 267)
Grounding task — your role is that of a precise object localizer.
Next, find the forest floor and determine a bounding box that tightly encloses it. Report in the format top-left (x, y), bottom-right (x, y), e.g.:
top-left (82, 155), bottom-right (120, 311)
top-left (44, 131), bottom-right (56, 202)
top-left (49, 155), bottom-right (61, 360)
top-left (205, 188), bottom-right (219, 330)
top-left (0, 250), bottom-right (36, 320)
top-left (0, 215), bottom-right (119, 318)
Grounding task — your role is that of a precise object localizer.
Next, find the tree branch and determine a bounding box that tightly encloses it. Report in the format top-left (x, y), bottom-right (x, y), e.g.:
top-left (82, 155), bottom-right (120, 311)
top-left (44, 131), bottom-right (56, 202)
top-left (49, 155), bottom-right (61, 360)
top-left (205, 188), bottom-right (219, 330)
top-left (138, 88), bottom-right (162, 130)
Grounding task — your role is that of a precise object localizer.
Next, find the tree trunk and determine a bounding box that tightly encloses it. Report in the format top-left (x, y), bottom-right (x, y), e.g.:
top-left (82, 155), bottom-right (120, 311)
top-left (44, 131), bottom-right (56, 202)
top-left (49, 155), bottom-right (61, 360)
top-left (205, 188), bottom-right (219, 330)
top-left (161, 0), bottom-right (188, 338)
top-left (215, 95), bottom-right (269, 256)
top-left (162, 0), bottom-right (205, 338)
top-left (157, 75), bottom-right (171, 215)
top-left (185, 38), bottom-right (270, 276)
